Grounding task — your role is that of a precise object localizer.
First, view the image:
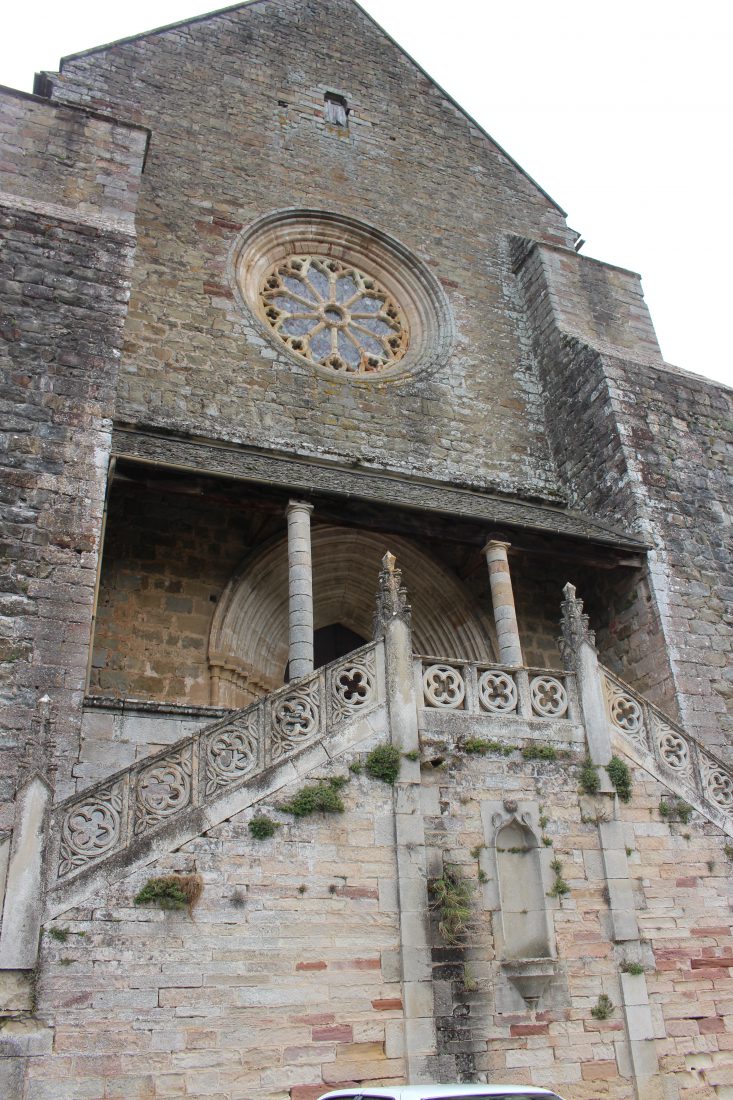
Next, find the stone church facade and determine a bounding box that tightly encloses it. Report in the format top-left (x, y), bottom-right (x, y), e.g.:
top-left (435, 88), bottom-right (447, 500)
top-left (1, 1), bottom-right (732, 1098)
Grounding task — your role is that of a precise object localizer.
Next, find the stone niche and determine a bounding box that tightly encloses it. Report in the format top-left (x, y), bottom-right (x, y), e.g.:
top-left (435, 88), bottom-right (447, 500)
top-left (479, 798), bottom-right (567, 1012)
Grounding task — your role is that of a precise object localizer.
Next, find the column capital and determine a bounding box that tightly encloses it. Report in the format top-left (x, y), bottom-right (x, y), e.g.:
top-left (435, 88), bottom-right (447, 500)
top-left (286, 499), bottom-right (314, 516)
top-left (482, 537), bottom-right (512, 556)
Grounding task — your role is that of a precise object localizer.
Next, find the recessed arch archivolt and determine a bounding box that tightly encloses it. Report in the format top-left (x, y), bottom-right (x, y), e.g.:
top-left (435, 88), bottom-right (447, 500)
top-left (208, 526), bottom-right (496, 706)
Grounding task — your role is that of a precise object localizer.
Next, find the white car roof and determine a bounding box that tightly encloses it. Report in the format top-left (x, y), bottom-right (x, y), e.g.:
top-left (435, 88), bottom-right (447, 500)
top-left (319, 1087), bottom-right (561, 1099)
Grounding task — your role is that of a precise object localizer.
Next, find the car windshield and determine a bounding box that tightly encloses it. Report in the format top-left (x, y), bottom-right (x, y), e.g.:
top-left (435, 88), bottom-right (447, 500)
top-left (424, 1095), bottom-right (564, 1100)
top-left (326, 1094), bottom-right (564, 1100)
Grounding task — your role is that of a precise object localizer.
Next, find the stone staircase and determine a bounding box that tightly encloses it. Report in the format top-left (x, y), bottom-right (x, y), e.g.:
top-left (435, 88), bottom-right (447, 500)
top-left (43, 640), bottom-right (733, 921)
top-left (44, 641), bottom-right (386, 918)
top-left (602, 666), bottom-right (733, 834)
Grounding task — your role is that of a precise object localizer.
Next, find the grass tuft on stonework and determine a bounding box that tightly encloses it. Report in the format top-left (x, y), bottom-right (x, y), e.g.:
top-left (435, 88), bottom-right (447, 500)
top-left (134, 873), bottom-right (203, 912)
top-left (248, 815), bottom-right (278, 840)
top-left (547, 858), bottom-right (570, 898)
top-left (462, 737), bottom-right (513, 756)
top-left (676, 801), bottom-right (693, 824)
top-left (607, 755), bottom-right (632, 802)
top-left (521, 743), bottom-right (558, 762)
top-left (579, 757), bottom-right (600, 796)
top-left (461, 964), bottom-right (478, 992)
top-left (364, 743), bottom-right (401, 785)
top-left (429, 870), bottom-right (473, 945)
top-left (659, 797), bottom-right (693, 824)
top-left (591, 993), bottom-right (614, 1020)
top-left (280, 781), bottom-right (345, 816)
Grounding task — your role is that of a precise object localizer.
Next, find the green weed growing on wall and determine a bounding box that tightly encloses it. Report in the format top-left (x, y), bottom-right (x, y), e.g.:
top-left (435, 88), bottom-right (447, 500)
top-left (430, 870), bottom-right (473, 945)
top-left (364, 743), bottom-right (401, 785)
top-left (607, 756), bottom-right (632, 802)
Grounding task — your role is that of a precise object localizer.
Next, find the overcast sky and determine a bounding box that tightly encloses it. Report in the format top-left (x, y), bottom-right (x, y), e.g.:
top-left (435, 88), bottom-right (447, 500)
top-left (2, 0), bottom-right (731, 388)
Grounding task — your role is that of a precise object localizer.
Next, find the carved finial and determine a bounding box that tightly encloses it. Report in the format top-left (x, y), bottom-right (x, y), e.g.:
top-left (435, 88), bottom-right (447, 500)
top-left (373, 551), bottom-right (411, 637)
top-left (558, 581), bottom-right (596, 669)
top-left (19, 693), bottom-right (55, 789)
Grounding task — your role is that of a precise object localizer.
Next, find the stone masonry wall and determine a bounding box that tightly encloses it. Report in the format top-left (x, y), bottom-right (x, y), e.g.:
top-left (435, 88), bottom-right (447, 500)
top-left (418, 740), bottom-right (733, 1097)
top-left (598, 358), bottom-right (733, 759)
top-left (28, 732), bottom-right (733, 1100)
top-left (47, 0), bottom-right (577, 504)
top-left (88, 481), bottom-right (264, 707)
top-left (514, 239), bottom-right (733, 759)
top-left (0, 91), bottom-right (144, 227)
top-left (32, 754), bottom-right (404, 1100)
top-left (0, 89), bottom-right (146, 822)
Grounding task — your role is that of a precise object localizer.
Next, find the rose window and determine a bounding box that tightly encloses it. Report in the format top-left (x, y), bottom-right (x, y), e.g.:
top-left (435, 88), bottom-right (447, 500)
top-left (260, 255), bottom-right (408, 373)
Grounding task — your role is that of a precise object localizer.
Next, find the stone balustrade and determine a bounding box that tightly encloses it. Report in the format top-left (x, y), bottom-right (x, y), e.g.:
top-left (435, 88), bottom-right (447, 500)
top-left (49, 642), bottom-right (382, 892)
top-left (415, 656), bottom-right (578, 722)
top-left (43, 644), bottom-right (733, 916)
top-left (603, 666), bottom-right (733, 832)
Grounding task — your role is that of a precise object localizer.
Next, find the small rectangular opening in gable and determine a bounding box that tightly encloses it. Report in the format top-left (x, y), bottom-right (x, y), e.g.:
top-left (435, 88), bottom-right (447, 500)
top-left (324, 92), bottom-right (349, 127)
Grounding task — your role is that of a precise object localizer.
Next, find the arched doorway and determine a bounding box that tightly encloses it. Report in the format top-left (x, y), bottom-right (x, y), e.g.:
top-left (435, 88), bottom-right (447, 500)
top-left (208, 525), bottom-right (496, 707)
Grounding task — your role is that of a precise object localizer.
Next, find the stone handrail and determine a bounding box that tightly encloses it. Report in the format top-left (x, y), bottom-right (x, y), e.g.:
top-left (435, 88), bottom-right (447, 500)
top-left (44, 641), bottom-right (733, 915)
top-left (48, 642), bottom-right (383, 896)
top-left (602, 666), bottom-right (733, 834)
top-left (415, 655), bottom-right (578, 722)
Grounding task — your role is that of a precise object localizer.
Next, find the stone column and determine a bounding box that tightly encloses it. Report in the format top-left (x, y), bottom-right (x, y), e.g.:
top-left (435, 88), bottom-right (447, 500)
top-left (286, 500), bottom-right (314, 681)
top-left (483, 538), bottom-right (523, 666)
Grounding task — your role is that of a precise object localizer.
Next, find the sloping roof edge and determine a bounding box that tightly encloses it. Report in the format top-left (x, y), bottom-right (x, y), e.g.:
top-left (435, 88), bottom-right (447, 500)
top-left (57, 0), bottom-right (567, 217)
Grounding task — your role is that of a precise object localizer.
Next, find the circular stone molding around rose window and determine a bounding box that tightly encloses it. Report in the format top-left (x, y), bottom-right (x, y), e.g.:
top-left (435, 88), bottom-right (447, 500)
top-left (230, 209), bottom-right (454, 382)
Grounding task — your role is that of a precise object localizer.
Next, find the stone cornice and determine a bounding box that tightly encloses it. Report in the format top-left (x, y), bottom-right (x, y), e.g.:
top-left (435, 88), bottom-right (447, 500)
top-left (111, 427), bottom-right (649, 552)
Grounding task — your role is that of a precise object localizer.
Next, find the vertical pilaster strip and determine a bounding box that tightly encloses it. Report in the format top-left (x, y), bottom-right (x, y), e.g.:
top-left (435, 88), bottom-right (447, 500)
top-left (560, 584), bottom-right (662, 1100)
top-left (286, 500), bottom-right (314, 681)
top-left (483, 539), bottom-right (523, 666)
top-left (559, 582), bottom-right (612, 766)
top-left (375, 553), bottom-right (436, 1083)
top-left (597, 820), bottom-right (663, 1100)
top-left (0, 776), bottom-right (51, 970)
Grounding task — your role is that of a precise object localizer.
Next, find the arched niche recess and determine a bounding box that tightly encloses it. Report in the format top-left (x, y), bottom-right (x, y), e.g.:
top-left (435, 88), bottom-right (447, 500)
top-left (208, 525), bottom-right (496, 706)
top-left (495, 819), bottom-right (551, 961)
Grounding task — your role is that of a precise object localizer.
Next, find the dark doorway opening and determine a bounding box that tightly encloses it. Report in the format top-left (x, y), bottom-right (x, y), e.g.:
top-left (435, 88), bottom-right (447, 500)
top-left (314, 623), bottom-right (367, 668)
top-left (285, 622), bottom-right (367, 682)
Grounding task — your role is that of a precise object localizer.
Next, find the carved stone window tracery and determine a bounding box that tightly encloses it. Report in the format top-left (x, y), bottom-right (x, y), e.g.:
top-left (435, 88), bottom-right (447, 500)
top-left (134, 747), bottom-right (193, 834)
top-left (58, 781), bottom-right (125, 878)
top-left (422, 663), bottom-right (466, 709)
top-left (232, 210), bottom-right (454, 383)
top-left (260, 255), bottom-right (408, 374)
